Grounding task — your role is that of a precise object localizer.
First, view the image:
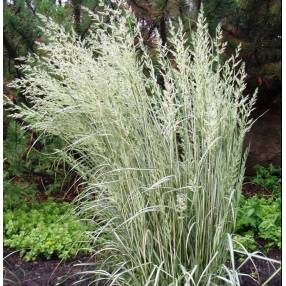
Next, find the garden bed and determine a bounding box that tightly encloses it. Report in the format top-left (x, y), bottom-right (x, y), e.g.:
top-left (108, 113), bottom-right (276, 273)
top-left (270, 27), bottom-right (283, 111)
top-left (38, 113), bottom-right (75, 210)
top-left (4, 247), bottom-right (281, 286)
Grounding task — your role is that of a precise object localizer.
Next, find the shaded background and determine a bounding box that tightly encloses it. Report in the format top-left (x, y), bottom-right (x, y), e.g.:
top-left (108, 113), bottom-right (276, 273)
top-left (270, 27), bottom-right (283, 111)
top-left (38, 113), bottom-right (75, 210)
top-left (3, 0), bottom-right (281, 174)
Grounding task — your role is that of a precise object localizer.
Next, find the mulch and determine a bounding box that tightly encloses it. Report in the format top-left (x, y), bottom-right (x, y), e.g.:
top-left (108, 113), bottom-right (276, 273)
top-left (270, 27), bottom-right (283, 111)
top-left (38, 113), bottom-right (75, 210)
top-left (240, 248), bottom-right (281, 286)
top-left (242, 182), bottom-right (273, 198)
top-left (3, 248), bottom-right (95, 286)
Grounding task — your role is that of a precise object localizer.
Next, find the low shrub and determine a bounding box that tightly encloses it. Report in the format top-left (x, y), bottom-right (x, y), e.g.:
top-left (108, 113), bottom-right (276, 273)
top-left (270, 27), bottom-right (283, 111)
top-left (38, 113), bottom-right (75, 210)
top-left (4, 179), bottom-right (37, 209)
top-left (236, 195), bottom-right (281, 250)
top-left (4, 119), bottom-right (63, 177)
top-left (235, 165), bottom-right (281, 250)
top-left (4, 119), bottom-right (68, 196)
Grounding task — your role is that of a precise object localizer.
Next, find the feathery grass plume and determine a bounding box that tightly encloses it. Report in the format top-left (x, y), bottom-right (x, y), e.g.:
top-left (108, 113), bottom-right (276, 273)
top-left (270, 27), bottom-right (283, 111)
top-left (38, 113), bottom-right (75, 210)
top-left (9, 3), bottom-right (259, 285)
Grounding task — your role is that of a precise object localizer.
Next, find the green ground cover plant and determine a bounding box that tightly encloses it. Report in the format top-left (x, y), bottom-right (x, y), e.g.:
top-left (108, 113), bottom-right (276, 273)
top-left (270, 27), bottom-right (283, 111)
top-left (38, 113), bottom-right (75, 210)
top-left (235, 165), bottom-right (281, 250)
top-left (4, 191), bottom-right (91, 261)
top-left (8, 3), bottom-right (280, 285)
top-left (236, 195), bottom-right (281, 249)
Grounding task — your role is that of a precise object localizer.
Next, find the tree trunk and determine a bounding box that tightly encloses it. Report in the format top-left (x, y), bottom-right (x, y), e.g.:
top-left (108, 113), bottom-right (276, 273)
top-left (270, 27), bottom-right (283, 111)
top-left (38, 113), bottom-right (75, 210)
top-left (72, 0), bottom-right (81, 34)
top-left (159, 17), bottom-right (167, 46)
top-left (197, 0), bottom-right (202, 11)
top-left (3, 33), bottom-right (18, 60)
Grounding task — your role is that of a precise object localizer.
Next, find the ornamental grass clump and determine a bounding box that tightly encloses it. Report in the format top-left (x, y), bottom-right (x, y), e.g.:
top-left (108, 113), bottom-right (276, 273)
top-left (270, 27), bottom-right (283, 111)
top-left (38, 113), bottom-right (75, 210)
top-left (9, 5), bottom-right (257, 285)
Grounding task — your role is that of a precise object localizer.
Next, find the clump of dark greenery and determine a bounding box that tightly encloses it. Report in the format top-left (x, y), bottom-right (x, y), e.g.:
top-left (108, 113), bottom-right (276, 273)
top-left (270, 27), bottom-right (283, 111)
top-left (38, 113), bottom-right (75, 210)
top-left (251, 164), bottom-right (281, 196)
top-left (235, 165), bottom-right (281, 251)
top-left (4, 119), bottom-right (64, 179)
top-left (4, 118), bottom-right (75, 197)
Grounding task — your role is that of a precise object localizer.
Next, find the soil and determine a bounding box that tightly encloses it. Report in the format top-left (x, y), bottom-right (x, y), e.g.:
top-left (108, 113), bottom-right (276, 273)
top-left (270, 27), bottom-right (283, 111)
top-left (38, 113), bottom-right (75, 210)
top-left (3, 248), bottom-right (95, 286)
top-left (240, 249), bottom-right (281, 286)
top-left (242, 182), bottom-right (273, 198)
top-left (9, 174), bottom-right (83, 204)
